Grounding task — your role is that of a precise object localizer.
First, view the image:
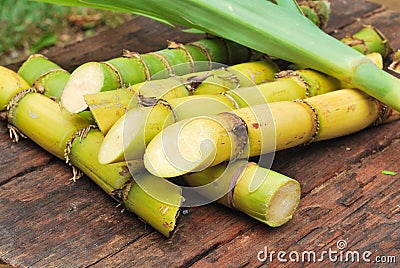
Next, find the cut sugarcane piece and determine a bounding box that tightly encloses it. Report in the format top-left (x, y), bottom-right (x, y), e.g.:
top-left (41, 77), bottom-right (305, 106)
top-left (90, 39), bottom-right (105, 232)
top-left (61, 61), bottom-right (122, 113)
top-left (84, 88), bottom-right (134, 134)
top-left (8, 92), bottom-right (89, 159)
top-left (144, 89), bottom-right (396, 177)
top-left (69, 129), bottom-right (182, 237)
top-left (0, 66), bottom-right (30, 110)
top-left (99, 67), bottom-right (344, 164)
top-left (86, 60), bottom-right (279, 133)
top-left (34, 69), bottom-right (71, 101)
top-left (389, 49), bottom-right (400, 74)
top-left (98, 94), bottom-right (236, 164)
top-left (60, 38), bottom-right (255, 114)
top-left (17, 54), bottom-right (64, 85)
top-left (183, 160), bottom-right (301, 227)
top-left (299, 0), bottom-right (331, 29)
top-left (341, 25), bottom-right (393, 58)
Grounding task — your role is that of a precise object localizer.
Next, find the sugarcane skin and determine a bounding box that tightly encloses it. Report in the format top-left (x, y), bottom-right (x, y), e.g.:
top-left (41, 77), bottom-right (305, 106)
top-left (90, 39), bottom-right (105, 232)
top-left (70, 129), bottom-right (182, 237)
top-left (183, 160), bottom-right (301, 227)
top-left (0, 66), bottom-right (31, 110)
top-left (84, 88), bottom-right (134, 134)
top-left (17, 54), bottom-right (63, 86)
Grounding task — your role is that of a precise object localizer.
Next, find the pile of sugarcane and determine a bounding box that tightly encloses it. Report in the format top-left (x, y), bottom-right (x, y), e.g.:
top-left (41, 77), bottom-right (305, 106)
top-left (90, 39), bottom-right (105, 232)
top-left (1, 0), bottom-right (400, 237)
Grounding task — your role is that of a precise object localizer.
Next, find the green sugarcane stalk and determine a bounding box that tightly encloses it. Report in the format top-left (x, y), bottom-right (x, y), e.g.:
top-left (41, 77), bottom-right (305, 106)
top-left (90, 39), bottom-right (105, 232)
top-left (61, 25), bottom-right (391, 139)
top-left (299, 0), bottom-right (331, 29)
top-left (143, 88), bottom-right (400, 177)
top-left (98, 50), bottom-right (384, 165)
top-left (341, 25), bottom-right (393, 59)
top-left (33, 0), bottom-right (400, 112)
top-left (60, 38), bottom-right (255, 114)
top-left (17, 54), bottom-right (96, 125)
top-left (182, 159), bottom-right (301, 227)
top-left (98, 66), bottom-right (343, 164)
top-left (85, 60), bottom-right (279, 134)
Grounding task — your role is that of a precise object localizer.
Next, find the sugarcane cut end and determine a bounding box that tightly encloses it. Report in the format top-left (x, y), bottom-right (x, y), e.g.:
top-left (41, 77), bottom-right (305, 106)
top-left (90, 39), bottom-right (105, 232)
top-left (265, 180), bottom-right (300, 227)
top-left (61, 62), bottom-right (107, 113)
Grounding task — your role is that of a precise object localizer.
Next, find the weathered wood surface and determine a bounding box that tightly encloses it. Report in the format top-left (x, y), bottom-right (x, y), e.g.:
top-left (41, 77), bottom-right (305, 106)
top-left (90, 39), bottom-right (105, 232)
top-left (1, 0), bottom-right (399, 267)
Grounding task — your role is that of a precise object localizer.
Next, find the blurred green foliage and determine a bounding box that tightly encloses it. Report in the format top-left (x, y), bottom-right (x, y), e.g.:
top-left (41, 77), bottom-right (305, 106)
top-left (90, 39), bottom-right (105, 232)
top-left (0, 0), bottom-right (134, 64)
top-left (0, 0), bottom-right (69, 53)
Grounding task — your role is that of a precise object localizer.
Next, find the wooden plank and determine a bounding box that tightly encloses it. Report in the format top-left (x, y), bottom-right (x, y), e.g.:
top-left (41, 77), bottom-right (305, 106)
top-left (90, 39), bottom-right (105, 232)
top-left (0, 163), bottom-right (153, 267)
top-left (0, 121), bottom-right (52, 185)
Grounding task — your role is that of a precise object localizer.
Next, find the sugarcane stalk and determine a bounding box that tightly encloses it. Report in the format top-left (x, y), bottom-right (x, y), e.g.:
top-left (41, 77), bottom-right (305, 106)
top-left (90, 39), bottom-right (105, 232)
top-left (389, 49), bottom-right (400, 74)
top-left (182, 159), bottom-right (301, 227)
top-left (299, 0), bottom-right (331, 29)
top-left (341, 25), bottom-right (393, 59)
top-left (98, 52), bottom-right (384, 165)
top-left (16, 54), bottom-right (96, 125)
top-left (60, 38), bottom-right (255, 114)
top-left (0, 67), bottom-right (183, 237)
top-left (85, 60), bottom-right (279, 134)
top-left (0, 67), bottom-right (30, 110)
top-left (143, 88), bottom-right (400, 177)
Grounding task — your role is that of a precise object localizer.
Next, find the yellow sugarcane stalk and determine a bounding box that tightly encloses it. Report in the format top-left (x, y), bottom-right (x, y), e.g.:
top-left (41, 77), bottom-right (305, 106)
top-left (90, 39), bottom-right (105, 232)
top-left (143, 88), bottom-right (400, 177)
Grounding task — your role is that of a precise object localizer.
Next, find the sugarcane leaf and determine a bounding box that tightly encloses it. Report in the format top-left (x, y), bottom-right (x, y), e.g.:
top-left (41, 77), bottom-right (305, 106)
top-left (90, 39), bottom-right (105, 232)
top-left (275, 0), bottom-right (304, 15)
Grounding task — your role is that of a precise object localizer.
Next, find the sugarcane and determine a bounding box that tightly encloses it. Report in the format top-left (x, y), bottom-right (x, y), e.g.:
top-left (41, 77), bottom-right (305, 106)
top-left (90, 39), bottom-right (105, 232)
top-left (340, 25), bottom-right (393, 59)
top-left (17, 54), bottom-right (70, 101)
top-left (182, 159), bottom-right (301, 227)
top-left (98, 50), bottom-right (384, 165)
top-left (0, 66), bottom-right (302, 234)
top-left (389, 49), bottom-right (400, 74)
top-left (60, 38), bottom-right (256, 114)
top-left (85, 60), bottom-right (279, 134)
top-left (33, 0), bottom-right (400, 112)
top-left (16, 54), bottom-right (96, 125)
top-left (0, 66), bottom-right (183, 237)
top-left (143, 88), bottom-right (400, 178)
top-left (299, 0), bottom-right (330, 29)
top-left (98, 67), bottom-right (340, 164)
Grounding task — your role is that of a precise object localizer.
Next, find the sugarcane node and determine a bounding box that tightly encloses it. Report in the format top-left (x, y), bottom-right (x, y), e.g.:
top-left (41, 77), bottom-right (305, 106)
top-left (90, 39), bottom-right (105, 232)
top-left (64, 125), bottom-right (97, 181)
top-left (370, 101), bottom-right (388, 127)
top-left (293, 99), bottom-right (320, 145)
top-left (148, 52), bottom-right (173, 75)
top-left (366, 24), bottom-right (394, 57)
top-left (122, 50), bottom-right (152, 80)
top-left (226, 161), bottom-right (248, 209)
top-left (219, 112), bottom-right (249, 160)
top-left (6, 88), bottom-right (39, 122)
top-left (101, 61), bottom-right (124, 88)
top-left (185, 72), bottom-right (214, 93)
top-left (343, 36), bottom-right (370, 55)
top-left (186, 42), bottom-right (213, 69)
top-left (167, 40), bottom-right (196, 73)
top-left (137, 93), bottom-right (159, 107)
top-left (275, 70), bottom-right (311, 97)
top-left (221, 38), bottom-right (233, 65)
